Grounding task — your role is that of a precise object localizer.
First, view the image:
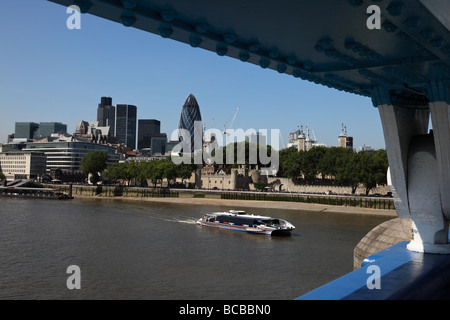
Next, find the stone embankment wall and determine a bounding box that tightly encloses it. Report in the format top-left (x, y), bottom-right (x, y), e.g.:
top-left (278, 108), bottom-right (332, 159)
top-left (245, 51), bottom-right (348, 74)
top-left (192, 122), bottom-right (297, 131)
top-left (189, 170), bottom-right (390, 195)
top-left (265, 177), bottom-right (390, 195)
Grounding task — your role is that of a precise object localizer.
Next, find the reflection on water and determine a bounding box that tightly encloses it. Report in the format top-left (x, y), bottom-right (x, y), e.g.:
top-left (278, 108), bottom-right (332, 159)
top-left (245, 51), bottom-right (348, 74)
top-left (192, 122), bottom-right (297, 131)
top-left (0, 197), bottom-right (390, 299)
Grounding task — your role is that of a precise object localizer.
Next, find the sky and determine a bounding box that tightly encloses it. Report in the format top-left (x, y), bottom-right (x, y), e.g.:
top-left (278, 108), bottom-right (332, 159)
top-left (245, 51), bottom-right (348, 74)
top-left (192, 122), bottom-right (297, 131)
top-left (0, 0), bottom-right (385, 150)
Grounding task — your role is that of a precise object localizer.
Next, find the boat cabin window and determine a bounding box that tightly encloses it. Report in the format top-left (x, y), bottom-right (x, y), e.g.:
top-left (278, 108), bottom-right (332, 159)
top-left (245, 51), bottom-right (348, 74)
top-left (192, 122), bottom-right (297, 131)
top-left (261, 219), bottom-right (280, 226)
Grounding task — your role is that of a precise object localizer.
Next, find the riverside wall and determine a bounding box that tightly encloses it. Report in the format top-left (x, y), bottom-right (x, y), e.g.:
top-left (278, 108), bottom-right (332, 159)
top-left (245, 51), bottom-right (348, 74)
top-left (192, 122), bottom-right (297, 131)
top-left (51, 184), bottom-right (395, 212)
top-left (264, 177), bottom-right (390, 195)
top-left (188, 170), bottom-right (390, 196)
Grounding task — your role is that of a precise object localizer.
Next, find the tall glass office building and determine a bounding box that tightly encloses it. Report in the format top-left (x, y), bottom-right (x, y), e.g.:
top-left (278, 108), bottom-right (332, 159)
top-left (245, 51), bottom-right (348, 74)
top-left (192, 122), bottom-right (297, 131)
top-left (14, 122), bottom-right (67, 139)
top-left (137, 119), bottom-right (160, 150)
top-left (178, 94), bottom-right (202, 153)
top-left (15, 122), bottom-right (39, 139)
top-left (115, 104), bottom-right (137, 149)
top-left (97, 97), bottom-right (115, 135)
top-left (37, 122), bottom-right (67, 137)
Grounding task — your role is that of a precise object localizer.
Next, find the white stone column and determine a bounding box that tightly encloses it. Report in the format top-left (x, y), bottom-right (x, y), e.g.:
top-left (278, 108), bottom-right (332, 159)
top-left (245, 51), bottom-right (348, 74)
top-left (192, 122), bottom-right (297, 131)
top-left (429, 101), bottom-right (450, 221)
top-left (406, 133), bottom-right (449, 253)
top-left (376, 82), bottom-right (450, 253)
top-left (377, 104), bottom-right (429, 219)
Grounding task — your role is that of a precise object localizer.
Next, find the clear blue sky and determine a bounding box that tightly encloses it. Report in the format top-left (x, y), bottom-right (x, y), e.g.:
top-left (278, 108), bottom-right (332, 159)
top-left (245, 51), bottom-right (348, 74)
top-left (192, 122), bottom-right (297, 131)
top-left (0, 0), bottom-right (385, 150)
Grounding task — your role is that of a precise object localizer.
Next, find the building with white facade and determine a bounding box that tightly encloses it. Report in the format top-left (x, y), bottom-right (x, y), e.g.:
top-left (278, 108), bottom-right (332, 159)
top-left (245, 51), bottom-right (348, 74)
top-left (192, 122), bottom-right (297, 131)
top-left (23, 141), bottom-right (119, 173)
top-left (3, 137), bottom-right (119, 176)
top-left (0, 151), bottom-right (46, 181)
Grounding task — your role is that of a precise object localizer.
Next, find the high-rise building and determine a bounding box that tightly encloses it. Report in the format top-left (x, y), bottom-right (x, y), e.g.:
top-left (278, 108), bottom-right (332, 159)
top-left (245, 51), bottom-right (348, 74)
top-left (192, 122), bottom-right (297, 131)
top-left (97, 97), bottom-right (115, 136)
top-left (138, 119), bottom-right (161, 150)
top-left (15, 122), bottom-right (39, 139)
top-left (115, 104), bottom-right (137, 149)
top-left (178, 94), bottom-right (202, 153)
top-left (36, 122), bottom-right (67, 137)
top-left (15, 122), bottom-right (68, 140)
top-left (151, 135), bottom-right (167, 155)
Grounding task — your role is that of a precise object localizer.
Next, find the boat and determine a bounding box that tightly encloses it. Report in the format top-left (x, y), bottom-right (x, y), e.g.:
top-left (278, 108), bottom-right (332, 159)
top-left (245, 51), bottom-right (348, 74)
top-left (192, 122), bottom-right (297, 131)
top-left (196, 210), bottom-right (295, 236)
top-left (0, 186), bottom-right (73, 200)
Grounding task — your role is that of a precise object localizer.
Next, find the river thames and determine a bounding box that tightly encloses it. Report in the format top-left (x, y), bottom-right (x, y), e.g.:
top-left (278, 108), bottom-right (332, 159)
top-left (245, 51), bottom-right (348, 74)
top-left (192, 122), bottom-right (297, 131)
top-left (0, 197), bottom-right (390, 299)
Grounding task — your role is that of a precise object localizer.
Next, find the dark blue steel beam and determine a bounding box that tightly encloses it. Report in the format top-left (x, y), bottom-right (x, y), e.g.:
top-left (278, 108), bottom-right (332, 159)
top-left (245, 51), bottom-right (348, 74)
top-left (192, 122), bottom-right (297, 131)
top-left (47, 0), bottom-right (450, 101)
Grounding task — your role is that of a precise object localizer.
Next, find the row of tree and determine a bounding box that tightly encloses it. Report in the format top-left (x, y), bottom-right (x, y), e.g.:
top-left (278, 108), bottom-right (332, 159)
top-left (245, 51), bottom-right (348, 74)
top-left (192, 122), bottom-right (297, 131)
top-left (80, 151), bottom-right (197, 186)
top-left (80, 144), bottom-right (389, 194)
top-left (102, 159), bottom-right (196, 186)
top-left (278, 146), bottom-right (389, 195)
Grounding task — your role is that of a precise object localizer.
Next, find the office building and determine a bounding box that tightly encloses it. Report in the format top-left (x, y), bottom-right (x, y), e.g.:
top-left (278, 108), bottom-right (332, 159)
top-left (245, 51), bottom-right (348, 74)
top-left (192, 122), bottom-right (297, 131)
top-left (138, 119), bottom-right (161, 150)
top-left (21, 141), bottom-right (119, 173)
top-left (14, 122), bottom-right (68, 140)
top-left (36, 122), bottom-right (67, 138)
top-left (97, 97), bottom-right (115, 135)
top-left (178, 94), bottom-right (202, 153)
top-left (115, 104), bottom-right (137, 149)
top-left (150, 135), bottom-right (168, 155)
top-left (0, 151), bottom-right (47, 181)
top-left (166, 140), bottom-right (179, 154)
top-left (15, 122), bottom-right (39, 139)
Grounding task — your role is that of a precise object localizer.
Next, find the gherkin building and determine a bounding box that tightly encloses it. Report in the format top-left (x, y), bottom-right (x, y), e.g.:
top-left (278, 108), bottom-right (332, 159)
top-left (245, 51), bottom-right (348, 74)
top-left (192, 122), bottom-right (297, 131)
top-left (178, 94), bottom-right (202, 153)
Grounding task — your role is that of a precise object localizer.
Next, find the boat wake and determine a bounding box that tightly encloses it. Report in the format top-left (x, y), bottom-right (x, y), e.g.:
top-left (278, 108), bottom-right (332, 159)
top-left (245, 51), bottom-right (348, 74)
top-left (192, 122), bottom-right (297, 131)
top-left (162, 217), bottom-right (198, 225)
top-left (175, 219), bottom-right (197, 225)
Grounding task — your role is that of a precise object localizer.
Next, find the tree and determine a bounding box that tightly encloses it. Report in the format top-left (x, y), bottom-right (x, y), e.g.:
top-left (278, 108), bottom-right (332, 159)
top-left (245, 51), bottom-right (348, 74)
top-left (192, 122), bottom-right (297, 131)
top-left (81, 151), bottom-right (108, 184)
top-left (253, 182), bottom-right (268, 191)
top-left (335, 151), bottom-right (360, 194)
top-left (103, 162), bottom-right (124, 184)
top-left (305, 146), bottom-right (328, 180)
top-left (160, 159), bottom-right (177, 185)
top-left (178, 162), bottom-right (197, 182)
top-left (125, 161), bottom-right (139, 186)
top-left (279, 146), bottom-right (302, 179)
top-left (145, 160), bottom-right (164, 187)
top-left (301, 149), bottom-right (319, 182)
top-left (318, 147), bottom-right (353, 179)
top-left (358, 149), bottom-right (388, 195)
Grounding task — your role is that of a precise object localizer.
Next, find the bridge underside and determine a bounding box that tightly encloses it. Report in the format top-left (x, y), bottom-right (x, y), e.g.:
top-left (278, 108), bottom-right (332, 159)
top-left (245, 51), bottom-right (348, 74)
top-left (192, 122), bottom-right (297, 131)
top-left (47, 0), bottom-right (450, 253)
top-left (51, 0), bottom-right (449, 100)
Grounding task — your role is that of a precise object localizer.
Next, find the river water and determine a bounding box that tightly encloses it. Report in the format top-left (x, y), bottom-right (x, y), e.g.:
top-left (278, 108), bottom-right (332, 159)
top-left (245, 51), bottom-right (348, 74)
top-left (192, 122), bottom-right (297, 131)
top-left (0, 197), bottom-right (390, 300)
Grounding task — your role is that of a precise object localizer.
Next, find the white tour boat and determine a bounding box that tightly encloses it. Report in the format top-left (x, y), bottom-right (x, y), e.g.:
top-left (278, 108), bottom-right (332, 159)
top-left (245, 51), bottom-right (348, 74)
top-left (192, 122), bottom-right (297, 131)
top-left (197, 210), bottom-right (295, 236)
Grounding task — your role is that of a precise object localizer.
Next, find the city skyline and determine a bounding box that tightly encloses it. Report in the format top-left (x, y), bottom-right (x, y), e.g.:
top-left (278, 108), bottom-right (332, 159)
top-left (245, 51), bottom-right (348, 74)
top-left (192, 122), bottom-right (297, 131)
top-left (0, 0), bottom-right (386, 151)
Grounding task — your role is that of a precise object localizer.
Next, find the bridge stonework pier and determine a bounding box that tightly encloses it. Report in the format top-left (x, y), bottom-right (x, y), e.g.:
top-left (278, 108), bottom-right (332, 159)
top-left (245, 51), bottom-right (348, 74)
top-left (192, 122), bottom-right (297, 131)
top-left (374, 81), bottom-right (450, 254)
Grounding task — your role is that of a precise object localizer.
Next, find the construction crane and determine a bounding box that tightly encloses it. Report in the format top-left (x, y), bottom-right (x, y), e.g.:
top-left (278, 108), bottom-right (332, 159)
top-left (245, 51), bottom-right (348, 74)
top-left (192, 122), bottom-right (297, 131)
top-left (223, 107), bottom-right (239, 134)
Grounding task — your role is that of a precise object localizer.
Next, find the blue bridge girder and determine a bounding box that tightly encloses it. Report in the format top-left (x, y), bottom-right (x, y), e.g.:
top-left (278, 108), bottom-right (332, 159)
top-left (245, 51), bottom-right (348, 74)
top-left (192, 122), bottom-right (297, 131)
top-left (49, 0), bottom-right (450, 104)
